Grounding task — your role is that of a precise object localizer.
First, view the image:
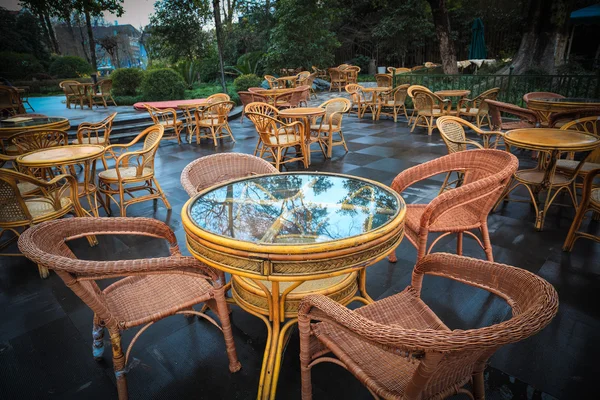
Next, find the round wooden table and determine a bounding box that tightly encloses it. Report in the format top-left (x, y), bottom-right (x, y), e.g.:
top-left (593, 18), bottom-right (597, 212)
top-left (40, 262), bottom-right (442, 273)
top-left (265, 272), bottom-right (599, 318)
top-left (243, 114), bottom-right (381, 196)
top-left (526, 97), bottom-right (600, 124)
top-left (279, 107), bottom-right (326, 165)
top-left (499, 128), bottom-right (600, 230)
top-left (435, 89), bottom-right (471, 98)
top-left (0, 116), bottom-right (70, 139)
top-left (17, 145), bottom-right (107, 217)
top-left (177, 103), bottom-right (205, 143)
top-left (182, 172), bottom-right (406, 400)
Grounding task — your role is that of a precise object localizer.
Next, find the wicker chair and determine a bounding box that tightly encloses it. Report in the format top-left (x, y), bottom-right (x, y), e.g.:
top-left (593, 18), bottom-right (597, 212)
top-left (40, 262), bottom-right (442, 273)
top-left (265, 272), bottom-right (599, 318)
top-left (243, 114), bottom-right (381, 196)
top-left (387, 149), bottom-right (518, 262)
top-left (378, 84), bottom-right (410, 122)
top-left (144, 104), bottom-right (184, 144)
top-left (548, 108), bottom-right (600, 127)
top-left (375, 74), bottom-right (393, 87)
top-left (98, 125), bottom-right (170, 216)
top-left (181, 153), bottom-right (278, 197)
top-left (275, 86), bottom-right (309, 109)
top-left (563, 168), bottom-right (600, 251)
top-left (296, 71), bottom-right (311, 85)
top-left (0, 85), bottom-right (25, 115)
top-left (59, 80), bottom-right (83, 109)
top-left (74, 112), bottom-right (117, 169)
top-left (265, 75), bottom-right (280, 89)
top-left (0, 169), bottom-right (86, 276)
top-left (193, 101), bottom-right (235, 146)
top-left (245, 111), bottom-right (307, 170)
top-left (206, 93), bottom-right (231, 103)
top-left (408, 86), bottom-right (451, 135)
top-left (303, 72), bottom-right (318, 99)
top-left (245, 102), bottom-right (280, 156)
top-left (310, 98), bottom-right (351, 158)
top-left (328, 68), bottom-right (347, 92)
top-left (18, 217), bottom-right (241, 400)
top-left (345, 66), bottom-right (360, 85)
top-left (555, 116), bottom-right (600, 187)
top-left (485, 99), bottom-right (540, 131)
top-left (387, 67), bottom-right (411, 75)
top-left (92, 79), bottom-right (117, 107)
top-left (8, 129), bottom-right (68, 155)
top-left (345, 84), bottom-right (368, 118)
top-left (298, 252), bottom-right (558, 400)
top-left (311, 66), bottom-right (327, 80)
top-left (456, 87), bottom-right (500, 128)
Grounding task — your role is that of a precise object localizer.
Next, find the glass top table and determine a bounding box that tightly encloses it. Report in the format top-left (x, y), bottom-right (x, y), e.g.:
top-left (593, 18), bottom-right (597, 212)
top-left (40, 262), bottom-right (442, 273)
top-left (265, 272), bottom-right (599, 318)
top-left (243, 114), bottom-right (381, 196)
top-left (527, 97), bottom-right (600, 114)
top-left (0, 116), bottom-right (70, 137)
top-left (182, 171), bottom-right (406, 400)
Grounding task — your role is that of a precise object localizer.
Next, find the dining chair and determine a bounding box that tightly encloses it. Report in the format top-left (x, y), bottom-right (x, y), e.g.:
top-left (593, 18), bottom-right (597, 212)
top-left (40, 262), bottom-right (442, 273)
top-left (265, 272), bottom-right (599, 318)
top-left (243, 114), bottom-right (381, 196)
top-left (345, 84), bottom-right (368, 118)
top-left (0, 85), bottom-right (25, 115)
top-left (523, 92), bottom-right (565, 124)
top-left (345, 66), bottom-right (360, 84)
top-left (328, 68), bottom-right (346, 92)
top-left (245, 111), bottom-right (307, 170)
top-left (298, 252), bottom-right (558, 400)
top-left (387, 67), bottom-right (411, 75)
top-left (0, 169), bottom-right (86, 276)
top-left (144, 104), bottom-right (184, 144)
top-left (311, 66), bottom-right (327, 80)
top-left (378, 84), bottom-right (410, 122)
top-left (408, 87), bottom-right (451, 135)
top-left (275, 86), bottom-right (309, 109)
top-left (18, 217), bottom-right (241, 400)
top-left (563, 168), bottom-right (600, 251)
top-left (485, 99), bottom-right (540, 131)
top-left (374, 73), bottom-right (392, 87)
top-left (8, 129), bottom-right (69, 155)
top-left (555, 116), bottom-right (600, 188)
top-left (206, 93), bottom-right (231, 103)
top-left (59, 80), bottom-right (80, 109)
top-left (456, 87), bottom-right (500, 128)
top-left (74, 112), bottom-right (118, 169)
top-left (265, 75), bottom-right (280, 89)
top-left (193, 101), bottom-right (236, 146)
top-left (92, 79), bottom-right (118, 107)
top-left (98, 125), bottom-right (171, 216)
top-left (245, 102), bottom-right (280, 156)
top-left (310, 98), bottom-right (351, 158)
top-left (387, 149), bottom-right (518, 262)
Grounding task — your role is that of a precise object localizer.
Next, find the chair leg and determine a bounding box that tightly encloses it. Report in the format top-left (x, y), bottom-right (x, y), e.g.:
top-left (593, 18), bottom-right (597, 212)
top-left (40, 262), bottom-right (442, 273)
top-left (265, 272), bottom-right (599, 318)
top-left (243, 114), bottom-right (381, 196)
top-left (457, 232), bottom-right (463, 255)
top-left (92, 316), bottom-right (105, 361)
top-left (108, 328), bottom-right (128, 400)
top-left (480, 223), bottom-right (494, 261)
top-left (153, 177), bottom-right (171, 210)
top-left (563, 201), bottom-right (589, 252)
top-left (472, 371), bottom-right (485, 400)
top-left (212, 289), bottom-right (241, 373)
top-left (118, 185), bottom-right (127, 217)
top-left (299, 321), bottom-right (314, 400)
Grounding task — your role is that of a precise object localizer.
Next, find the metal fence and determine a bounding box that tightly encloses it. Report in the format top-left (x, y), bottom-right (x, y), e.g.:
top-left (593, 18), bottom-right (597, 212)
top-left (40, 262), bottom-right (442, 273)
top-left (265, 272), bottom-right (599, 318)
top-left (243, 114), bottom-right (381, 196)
top-left (393, 71), bottom-right (600, 106)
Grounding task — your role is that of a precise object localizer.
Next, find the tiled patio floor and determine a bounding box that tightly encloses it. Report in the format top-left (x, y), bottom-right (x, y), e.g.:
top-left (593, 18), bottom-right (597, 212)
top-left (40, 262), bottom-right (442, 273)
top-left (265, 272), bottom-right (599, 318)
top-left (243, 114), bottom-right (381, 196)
top-left (1, 100), bottom-right (598, 399)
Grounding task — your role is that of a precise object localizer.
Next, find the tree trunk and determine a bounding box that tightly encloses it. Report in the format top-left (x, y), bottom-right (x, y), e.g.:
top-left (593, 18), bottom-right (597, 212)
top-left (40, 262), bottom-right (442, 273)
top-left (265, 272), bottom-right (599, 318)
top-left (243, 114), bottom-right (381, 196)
top-left (44, 12), bottom-right (61, 54)
top-left (84, 8), bottom-right (97, 71)
top-left (511, 0), bottom-right (573, 74)
top-left (428, 0), bottom-right (458, 74)
top-left (38, 13), bottom-right (53, 51)
top-left (213, 0), bottom-right (227, 93)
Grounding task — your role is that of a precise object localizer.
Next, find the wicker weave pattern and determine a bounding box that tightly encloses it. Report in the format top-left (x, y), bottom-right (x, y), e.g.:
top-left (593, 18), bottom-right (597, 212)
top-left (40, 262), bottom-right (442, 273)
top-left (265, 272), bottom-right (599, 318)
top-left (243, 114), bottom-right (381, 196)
top-left (485, 99), bottom-right (540, 131)
top-left (456, 87), bottom-right (500, 128)
top-left (9, 129), bottom-right (68, 154)
top-left (408, 87), bottom-right (451, 135)
top-left (193, 101), bottom-right (235, 146)
top-left (437, 116), bottom-right (504, 152)
top-left (144, 104), bottom-right (183, 143)
top-left (374, 74), bottom-right (392, 87)
top-left (388, 149), bottom-right (518, 261)
top-left (379, 84), bottom-right (410, 122)
top-left (345, 84), bottom-right (368, 118)
top-left (310, 98), bottom-right (351, 158)
top-left (298, 252), bottom-right (559, 400)
top-left (563, 167), bottom-right (600, 250)
top-left (17, 217), bottom-right (241, 399)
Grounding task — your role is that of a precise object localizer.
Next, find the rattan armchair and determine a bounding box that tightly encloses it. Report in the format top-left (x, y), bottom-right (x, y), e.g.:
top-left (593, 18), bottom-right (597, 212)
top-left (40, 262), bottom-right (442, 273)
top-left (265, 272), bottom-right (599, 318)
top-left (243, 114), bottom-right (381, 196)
top-left (310, 98), bottom-right (351, 158)
top-left (408, 86), bottom-right (451, 135)
top-left (0, 85), bottom-right (24, 115)
top-left (311, 66), bottom-right (327, 80)
top-left (75, 112), bottom-right (117, 169)
top-left (378, 84), bottom-right (410, 122)
top-left (345, 66), bottom-right (360, 84)
top-left (375, 73), bottom-right (392, 87)
top-left (548, 108), bottom-right (600, 127)
top-left (555, 116), bottom-right (600, 186)
top-left (387, 67), bottom-right (411, 75)
top-left (275, 86), bottom-right (309, 109)
top-left (265, 75), bottom-right (280, 89)
top-left (563, 168), bottom-right (600, 251)
top-left (92, 79), bottom-right (117, 107)
top-left (345, 84), bottom-right (368, 118)
top-left (485, 99), bottom-right (540, 131)
top-left (387, 149), bottom-right (518, 262)
top-left (144, 104), bottom-right (184, 144)
top-left (18, 217), bottom-right (241, 400)
top-left (304, 72), bottom-right (318, 99)
top-left (245, 102), bottom-right (280, 156)
top-left (298, 252), bottom-right (558, 400)
top-left (193, 101), bottom-right (235, 146)
top-left (59, 80), bottom-right (83, 109)
top-left (8, 129), bottom-right (68, 155)
top-left (98, 125), bottom-right (171, 216)
top-left (0, 169), bottom-right (86, 276)
top-left (456, 87), bottom-right (500, 128)
top-left (328, 68), bottom-right (347, 92)
top-left (245, 111), bottom-right (307, 170)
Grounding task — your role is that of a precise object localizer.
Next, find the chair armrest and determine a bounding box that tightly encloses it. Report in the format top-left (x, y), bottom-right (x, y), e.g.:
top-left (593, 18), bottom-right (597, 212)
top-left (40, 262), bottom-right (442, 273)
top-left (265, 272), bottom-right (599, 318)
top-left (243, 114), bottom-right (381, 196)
top-left (457, 98), bottom-right (474, 111)
top-left (446, 138), bottom-right (484, 150)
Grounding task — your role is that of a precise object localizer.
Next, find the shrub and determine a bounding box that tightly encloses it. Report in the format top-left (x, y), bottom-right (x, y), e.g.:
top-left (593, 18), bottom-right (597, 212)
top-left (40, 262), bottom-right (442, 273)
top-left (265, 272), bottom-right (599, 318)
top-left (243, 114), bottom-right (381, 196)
top-left (233, 74), bottom-right (263, 92)
top-left (29, 73), bottom-right (53, 81)
top-left (113, 95), bottom-right (143, 106)
top-left (111, 68), bottom-right (144, 96)
top-left (49, 56), bottom-right (93, 78)
top-left (0, 52), bottom-right (45, 80)
top-left (140, 68), bottom-right (186, 101)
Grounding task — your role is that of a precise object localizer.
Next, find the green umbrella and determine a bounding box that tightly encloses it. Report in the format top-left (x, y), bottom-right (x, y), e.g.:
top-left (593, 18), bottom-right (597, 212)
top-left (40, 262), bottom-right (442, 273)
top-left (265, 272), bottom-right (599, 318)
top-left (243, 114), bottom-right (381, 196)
top-left (468, 18), bottom-right (487, 59)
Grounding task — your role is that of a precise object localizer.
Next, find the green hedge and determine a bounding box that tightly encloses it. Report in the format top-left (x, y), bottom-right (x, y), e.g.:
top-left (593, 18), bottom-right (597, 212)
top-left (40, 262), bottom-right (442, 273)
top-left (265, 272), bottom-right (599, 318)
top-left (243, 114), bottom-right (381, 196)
top-left (49, 56), bottom-right (93, 78)
top-left (140, 68), bottom-right (186, 101)
top-left (233, 74), bottom-right (263, 92)
top-left (111, 68), bottom-right (144, 96)
top-left (0, 52), bottom-right (45, 80)
top-left (12, 77), bottom-right (92, 95)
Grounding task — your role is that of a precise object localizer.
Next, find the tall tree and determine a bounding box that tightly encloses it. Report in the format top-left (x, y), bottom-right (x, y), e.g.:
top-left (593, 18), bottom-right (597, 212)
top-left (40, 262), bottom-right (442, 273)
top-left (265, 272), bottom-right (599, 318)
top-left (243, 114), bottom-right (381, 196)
top-left (511, 0), bottom-right (573, 74)
top-left (212, 0), bottom-right (227, 92)
top-left (20, 0), bottom-right (61, 54)
top-left (427, 0), bottom-right (458, 74)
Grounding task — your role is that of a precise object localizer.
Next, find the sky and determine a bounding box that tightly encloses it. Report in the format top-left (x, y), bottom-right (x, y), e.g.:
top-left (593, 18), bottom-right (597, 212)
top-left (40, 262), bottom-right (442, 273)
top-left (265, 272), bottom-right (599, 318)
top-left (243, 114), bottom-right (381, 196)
top-left (1, 0), bottom-right (155, 29)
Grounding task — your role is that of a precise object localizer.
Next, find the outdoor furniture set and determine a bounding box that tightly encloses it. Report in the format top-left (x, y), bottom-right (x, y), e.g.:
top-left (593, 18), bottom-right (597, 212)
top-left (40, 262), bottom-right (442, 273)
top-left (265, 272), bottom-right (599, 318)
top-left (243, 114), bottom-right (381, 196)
top-left (59, 79), bottom-right (118, 109)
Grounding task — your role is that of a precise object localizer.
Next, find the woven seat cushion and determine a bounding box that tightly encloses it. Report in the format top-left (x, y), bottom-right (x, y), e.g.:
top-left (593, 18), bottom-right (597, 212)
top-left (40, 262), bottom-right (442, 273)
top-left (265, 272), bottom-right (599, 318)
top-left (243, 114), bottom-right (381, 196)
top-left (98, 167), bottom-right (153, 181)
top-left (17, 181), bottom-right (39, 195)
top-left (158, 120), bottom-right (183, 127)
top-left (25, 196), bottom-right (71, 220)
top-left (419, 109), bottom-right (444, 117)
top-left (313, 288), bottom-right (449, 396)
top-left (196, 117), bottom-right (222, 126)
top-left (406, 204), bottom-right (482, 235)
top-left (556, 159), bottom-right (600, 172)
top-left (459, 107), bottom-right (482, 115)
top-left (105, 274), bottom-right (213, 327)
top-left (72, 137), bottom-right (105, 145)
top-left (267, 133), bottom-right (300, 145)
top-left (310, 124), bottom-right (339, 132)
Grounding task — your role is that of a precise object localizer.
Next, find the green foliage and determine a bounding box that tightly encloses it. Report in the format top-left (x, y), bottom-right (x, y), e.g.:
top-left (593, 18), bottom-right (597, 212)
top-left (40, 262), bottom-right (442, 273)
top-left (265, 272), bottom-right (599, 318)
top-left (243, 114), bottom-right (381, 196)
top-left (113, 94), bottom-right (143, 106)
top-left (140, 68), bottom-right (186, 101)
top-left (49, 56), bottom-right (93, 78)
top-left (357, 74), bottom-right (375, 82)
top-left (0, 8), bottom-right (50, 66)
top-left (233, 74), bottom-right (263, 92)
top-left (110, 68), bottom-right (145, 96)
top-left (265, 0), bottom-right (342, 72)
top-left (174, 60), bottom-right (202, 88)
top-left (184, 83), bottom-right (239, 105)
top-left (0, 52), bottom-right (45, 80)
top-left (198, 47), bottom-right (221, 83)
top-left (349, 55), bottom-right (371, 73)
top-left (227, 52), bottom-right (264, 76)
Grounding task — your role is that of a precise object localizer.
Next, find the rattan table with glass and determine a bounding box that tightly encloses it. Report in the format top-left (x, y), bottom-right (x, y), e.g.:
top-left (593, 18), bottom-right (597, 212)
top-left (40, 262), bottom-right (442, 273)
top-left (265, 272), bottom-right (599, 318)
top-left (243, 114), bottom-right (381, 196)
top-left (182, 172), bottom-right (406, 400)
top-left (0, 116), bottom-right (70, 138)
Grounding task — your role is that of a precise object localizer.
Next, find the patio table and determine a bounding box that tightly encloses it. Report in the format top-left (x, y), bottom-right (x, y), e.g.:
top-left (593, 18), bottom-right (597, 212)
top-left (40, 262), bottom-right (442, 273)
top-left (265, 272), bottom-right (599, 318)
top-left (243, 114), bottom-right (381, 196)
top-left (278, 107), bottom-right (326, 165)
top-left (182, 172), bottom-right (406, 400)
top-left (499, 128), bottom-right (600, 230)
top-left (0, 116), bottom-right (70, 139)
top-left (177, 103), bottom-right (205, 143)
top-left (362, 86), bottom-right (392, 120)
top-left (526, 97), bottom-right (600, 123)
top-left (435, 89), bottom-right (471, 114)
top-left (16, 144), bottom-right (107, 217)
top-left (275, 75), bottom-right (298, 88)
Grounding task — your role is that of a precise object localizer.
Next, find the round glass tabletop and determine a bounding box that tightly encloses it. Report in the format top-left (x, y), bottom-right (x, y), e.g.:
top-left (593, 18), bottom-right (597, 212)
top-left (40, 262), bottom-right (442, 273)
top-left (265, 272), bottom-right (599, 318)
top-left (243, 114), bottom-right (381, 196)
top-left (0, 116), bottom-right (67, 130)
top-left (188, 172), bottom-right (403, 245)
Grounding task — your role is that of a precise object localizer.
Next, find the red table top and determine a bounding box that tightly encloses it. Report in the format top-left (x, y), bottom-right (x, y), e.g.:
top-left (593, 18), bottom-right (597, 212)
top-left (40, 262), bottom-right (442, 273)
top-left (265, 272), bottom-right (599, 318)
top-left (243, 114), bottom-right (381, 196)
top-left (133, 98), bottom-right (207, 111)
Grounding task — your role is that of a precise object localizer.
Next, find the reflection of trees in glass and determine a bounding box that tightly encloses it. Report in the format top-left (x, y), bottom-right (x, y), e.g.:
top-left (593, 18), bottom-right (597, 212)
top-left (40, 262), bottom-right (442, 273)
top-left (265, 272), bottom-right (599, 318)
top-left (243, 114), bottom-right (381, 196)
top-left (337, 178), bottom-right (398, 232)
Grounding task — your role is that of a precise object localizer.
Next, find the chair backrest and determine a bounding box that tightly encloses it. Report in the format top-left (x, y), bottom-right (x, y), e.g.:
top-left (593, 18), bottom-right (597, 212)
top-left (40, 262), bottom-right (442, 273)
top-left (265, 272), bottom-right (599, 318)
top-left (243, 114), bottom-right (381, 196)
top-left (247, 87), bottom-right (264, 93)
top-left (59, 80), bottom-right (79, 91)
top-left (96, 79), bottom-right (113, 94)
top-left (245, 112), bottom-right (302, 146)
top-left (181, 153), bottom-right (279, 196)
top-left (264, 75), bottom-right (279, 89)
top-left (206, 93), bottom-right (230, 104)
top-left (411, 65), bottom-right (425, 71)
top-left (9, 129), bottom-right (68, 154)
top-left (407, 85), bottom-right (431, 97)
top-left (338, 64), bottom-right (350, 70)
top-left (409, 88), bottom-right (439, 112)
top-left (345, 84), bottom-right (366, 103)
top-left (319, 98), bottom-right (351, 127)
top-left (523, 91), bottom-right (564, 105)
top-left (484, 99), bottom-right (539, 130)
top-left (561, 116), bottom-right (600, 163)
top-left (375, 74), bottom-right (392, 87)
top-left (238, 91), bottom-right (254, 108)
top-left (391, 84), bottom-right (410, 104)
top-left (77, 112), bottom-right (117, 144)
top-left (388, 67), bottom-right (411, 75)
top-left (245, 101), bottom-right (279, 116)
top-left (296, 71), bottom-right (311, 82)
top-left (436, 116), bottom-right (482, 153)
top-left (289, 85), bottom-right (309, 105)
top-left (196, 101), bottom-right (234, 124)
top-left (328, 68), bottom-right (343, 81)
